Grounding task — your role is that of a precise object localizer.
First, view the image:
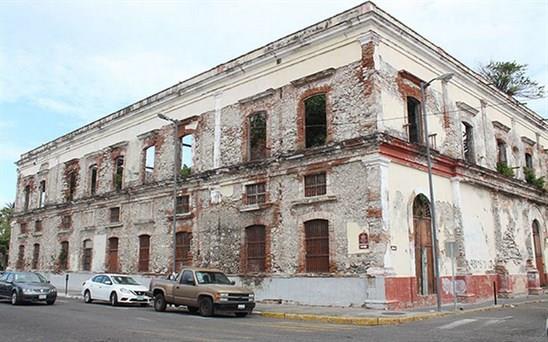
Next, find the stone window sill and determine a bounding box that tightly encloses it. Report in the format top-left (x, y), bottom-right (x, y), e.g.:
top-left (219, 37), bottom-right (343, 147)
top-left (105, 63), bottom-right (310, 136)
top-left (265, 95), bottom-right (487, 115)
top-left (134, 219), bottom-right (155, 225)
top-left (175, 213), bottom-right (193, 220)
top-left (82, 225), bottom-right (96, 231)
top-left (57, 229), bottom-right (72, 235)
top-left (106, 223), bottom-right (123, 229)
top-left (291, 195), bottom-right (337, 207)
top-left (32, 232), bottom-right (43, 237)
top-left (239, 202), bottom-right (272, 212)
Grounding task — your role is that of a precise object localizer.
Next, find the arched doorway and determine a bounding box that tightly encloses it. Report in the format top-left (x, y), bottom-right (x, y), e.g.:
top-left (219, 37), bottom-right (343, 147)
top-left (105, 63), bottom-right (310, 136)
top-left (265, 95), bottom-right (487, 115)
top-left (413, 194), bottom-right (435, 295)
top-left (532, 220), bottom-right (546, 286)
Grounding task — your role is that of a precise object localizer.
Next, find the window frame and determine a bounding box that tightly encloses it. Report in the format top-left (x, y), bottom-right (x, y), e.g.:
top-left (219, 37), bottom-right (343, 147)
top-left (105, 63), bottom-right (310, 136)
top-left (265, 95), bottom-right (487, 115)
top-left (406, 96), bottom-right (423, 145)
top-left (304, 172), bottom-right (327, 197)
top-left (89, 165), bottom-right (98, 196)
top-left (176, 195), bottom-right (190, 215)
top-left (245, 182), bottom-right (267, 205)
top-left (245, 225), bottom-right (266, 273)
top-left (304, 93), bottom-right (328, 148)
top-left (248, 111), bottom-right (268, 161)
top-left (138, 235), bottom-right (151, 272)
top-left (110, 207), bottom-right (121, 223)
top-left (39, 180), bottom-right (46, 208)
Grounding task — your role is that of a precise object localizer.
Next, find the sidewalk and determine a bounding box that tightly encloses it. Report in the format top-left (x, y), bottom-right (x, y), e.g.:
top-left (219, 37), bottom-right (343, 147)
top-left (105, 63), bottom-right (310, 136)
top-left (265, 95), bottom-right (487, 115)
top-left (255, 294), bottom-right (548, 326)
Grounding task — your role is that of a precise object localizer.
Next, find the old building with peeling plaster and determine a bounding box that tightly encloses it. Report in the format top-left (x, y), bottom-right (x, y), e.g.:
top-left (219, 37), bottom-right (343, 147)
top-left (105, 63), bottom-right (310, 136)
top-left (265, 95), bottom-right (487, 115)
top-left (9, 2), bottom-right (548, 308)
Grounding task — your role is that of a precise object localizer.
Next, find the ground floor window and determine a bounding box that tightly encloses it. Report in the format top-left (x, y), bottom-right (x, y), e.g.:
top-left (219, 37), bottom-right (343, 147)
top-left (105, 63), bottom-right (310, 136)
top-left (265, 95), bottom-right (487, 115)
top-left (82, 239), bottom-right (93, 271)
top-left (32, 243), bottom-right (40, 269)
top-left (175, 232), bottom-right (192, 272)
top-left (107, 237), bottom-right (119, 273)
top-left (304, 219), bottom-right (329, 272)
top-left (245, 225), bottom-right (266, 272)
top-left (138, 235), bottom-right (150, 272)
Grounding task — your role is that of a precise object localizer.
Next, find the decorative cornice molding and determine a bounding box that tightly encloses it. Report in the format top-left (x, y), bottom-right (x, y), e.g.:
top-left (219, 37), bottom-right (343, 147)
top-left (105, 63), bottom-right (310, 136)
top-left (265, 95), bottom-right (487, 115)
top-left (492, 121), bottom-right (511, 133)
top-left (290, 68), bottom-right (336, 87)
top-left (456, 101), bottom-right (479, 116)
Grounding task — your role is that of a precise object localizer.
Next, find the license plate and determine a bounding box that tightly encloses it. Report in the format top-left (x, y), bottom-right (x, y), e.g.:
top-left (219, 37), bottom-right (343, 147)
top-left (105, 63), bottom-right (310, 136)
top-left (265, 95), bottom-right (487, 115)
top-left (237, 304), bottom-right (245, 310)
top-left (38, 295), bottom-right (46, 300)
top-left (136, 296), bottom-right (144, 301)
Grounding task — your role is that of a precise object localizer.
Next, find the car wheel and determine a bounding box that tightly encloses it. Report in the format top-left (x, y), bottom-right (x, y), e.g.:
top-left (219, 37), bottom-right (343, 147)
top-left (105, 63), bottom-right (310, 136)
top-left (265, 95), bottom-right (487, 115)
top-left (83, 290), bottom-right (93, 304)
top-left (110, 292), bottom-right (118, 306)
top-left (154, 293), bottom-right (166, 312)
top-left (11, 291), bottom-right (20, 305)
top-left (235, 312), bottom-right (248, 318)
top-left (198, 297), bottom-right (214, 317)
top-left (187, 306), bottom-right (199, 314)
top-left (46, 298), bottom-right (56, 305)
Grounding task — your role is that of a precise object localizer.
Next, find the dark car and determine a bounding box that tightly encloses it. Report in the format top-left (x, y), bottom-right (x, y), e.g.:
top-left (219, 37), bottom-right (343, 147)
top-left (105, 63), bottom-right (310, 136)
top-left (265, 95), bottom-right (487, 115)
top-left (0, 271), bottom-right (57, 305)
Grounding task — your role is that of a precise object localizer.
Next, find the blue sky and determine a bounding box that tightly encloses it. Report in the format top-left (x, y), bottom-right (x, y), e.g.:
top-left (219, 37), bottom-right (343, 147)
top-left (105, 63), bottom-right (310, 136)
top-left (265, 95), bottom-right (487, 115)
top-left (0, 0), bottom-right (547, 206)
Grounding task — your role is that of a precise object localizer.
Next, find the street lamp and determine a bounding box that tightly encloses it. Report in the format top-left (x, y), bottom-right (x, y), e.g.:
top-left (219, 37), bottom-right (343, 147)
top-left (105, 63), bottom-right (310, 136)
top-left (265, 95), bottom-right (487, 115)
top-left (420, 72), bottom-right (454, 312)
top-left (157, 113), bottom-right (179, 275)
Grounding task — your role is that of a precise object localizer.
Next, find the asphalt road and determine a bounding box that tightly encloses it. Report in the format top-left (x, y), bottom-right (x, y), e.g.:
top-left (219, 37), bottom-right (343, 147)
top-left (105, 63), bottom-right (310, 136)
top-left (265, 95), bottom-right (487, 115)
top-left (0, 298), bottom-right (546, 342)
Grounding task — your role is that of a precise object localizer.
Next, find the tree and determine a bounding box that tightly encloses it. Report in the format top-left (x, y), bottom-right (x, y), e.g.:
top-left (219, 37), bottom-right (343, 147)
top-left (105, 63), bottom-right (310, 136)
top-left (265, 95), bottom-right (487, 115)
top-left (478, 61), bottom-right (545, 99)
top-left (0, 202), bottom-right (14, 270)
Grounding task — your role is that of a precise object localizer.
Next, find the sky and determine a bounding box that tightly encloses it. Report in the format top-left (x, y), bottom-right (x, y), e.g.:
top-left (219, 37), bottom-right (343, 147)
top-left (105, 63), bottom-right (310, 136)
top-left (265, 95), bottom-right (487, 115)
top-left (0, 0), bottom-right (547, 206)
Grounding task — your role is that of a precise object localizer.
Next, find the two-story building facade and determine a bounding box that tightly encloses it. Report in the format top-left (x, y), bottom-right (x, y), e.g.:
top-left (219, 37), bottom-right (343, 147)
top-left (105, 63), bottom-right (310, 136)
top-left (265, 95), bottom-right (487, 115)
top-left (10, 2), bottom-right (547, 308)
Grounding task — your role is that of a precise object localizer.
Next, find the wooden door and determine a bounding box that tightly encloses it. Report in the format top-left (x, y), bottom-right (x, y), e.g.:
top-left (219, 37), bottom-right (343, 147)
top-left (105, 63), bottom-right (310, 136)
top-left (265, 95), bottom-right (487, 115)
top-left (304, 220), bottom-right (329, 273)
top-left (107, 238), bottom-right (119, 273)
top-left (175, 232), bottom-right (192, 272)
top-left (138, 235), bottom-right (150, 272)
top-left (246, 225), bottom-right (266, 272)
top-left (413, 195), bottom-right (435, 295)
top-left (533, 221), bottom-right (546, 286)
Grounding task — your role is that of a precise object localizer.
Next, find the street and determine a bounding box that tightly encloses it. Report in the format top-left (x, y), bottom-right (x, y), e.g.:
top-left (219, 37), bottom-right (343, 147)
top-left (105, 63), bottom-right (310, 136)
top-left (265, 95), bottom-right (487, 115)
top-left (0, 298), bottom-right (546, 341)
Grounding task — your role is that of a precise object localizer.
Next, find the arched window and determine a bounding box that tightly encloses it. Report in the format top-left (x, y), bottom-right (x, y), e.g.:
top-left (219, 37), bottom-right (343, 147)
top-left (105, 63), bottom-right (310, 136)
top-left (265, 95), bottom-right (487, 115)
top-left (248, 112), bottom-right (267, 160)
top-left (138, 235), bottom-right (151, 272)
top-left (245, 225), bottom-right (266, 272)
top-left (82, 239), bottom-right (93, 271)
top-left (413, 194), bottom-right (435, 295)
top-left (304, 219), bottom-right (329, 272)
top-left (304, 94), bottom-right (327, 148)
top-left (107, 237), bottom-right (119, 273)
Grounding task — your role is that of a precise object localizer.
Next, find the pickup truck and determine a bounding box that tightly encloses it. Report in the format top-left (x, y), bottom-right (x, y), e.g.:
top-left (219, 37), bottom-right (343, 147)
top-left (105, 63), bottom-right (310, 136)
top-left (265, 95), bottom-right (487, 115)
top-left (149, 267), bottom-right (255, 317)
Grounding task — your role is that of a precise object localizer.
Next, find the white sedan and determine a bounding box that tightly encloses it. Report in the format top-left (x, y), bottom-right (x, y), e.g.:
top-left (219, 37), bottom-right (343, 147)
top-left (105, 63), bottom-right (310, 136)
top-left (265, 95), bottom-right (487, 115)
top-left (82, 274), bottom-right (150, 306)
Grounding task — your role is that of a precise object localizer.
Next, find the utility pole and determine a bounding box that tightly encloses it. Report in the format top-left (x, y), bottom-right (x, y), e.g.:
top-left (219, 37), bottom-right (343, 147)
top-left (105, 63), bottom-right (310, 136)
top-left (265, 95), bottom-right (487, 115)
top-left (420, 72), bottom-right (454, 312)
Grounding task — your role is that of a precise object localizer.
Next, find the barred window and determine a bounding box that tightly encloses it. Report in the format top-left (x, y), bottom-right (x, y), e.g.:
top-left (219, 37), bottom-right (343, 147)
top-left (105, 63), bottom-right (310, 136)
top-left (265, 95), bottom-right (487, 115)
top-left (245, 183), bottom-right (266, 205)
top-left (82, 239), bottom-right (93, 271)
top-left (304, 219), bottom-right (329, 273)
top-left (175, 232), bottom-right (192, 272)
top-left (110, 207), bottom-right (120, 223)
top-left (246, 225), bottom-right (266, 273)
top-left (61, 215), bottom-right (72, 230)
top-left (304, 173), bottom-right (326, 197)
top-left (176, 195), bottom-right (190, 214)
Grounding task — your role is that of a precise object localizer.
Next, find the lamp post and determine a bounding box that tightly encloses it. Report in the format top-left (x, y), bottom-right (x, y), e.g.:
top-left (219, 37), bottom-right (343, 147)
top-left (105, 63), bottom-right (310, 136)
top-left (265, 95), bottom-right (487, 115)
top-left (157, 113), bottom-right (179, 275)
top-left (420, 72), bottom-right (453, 312)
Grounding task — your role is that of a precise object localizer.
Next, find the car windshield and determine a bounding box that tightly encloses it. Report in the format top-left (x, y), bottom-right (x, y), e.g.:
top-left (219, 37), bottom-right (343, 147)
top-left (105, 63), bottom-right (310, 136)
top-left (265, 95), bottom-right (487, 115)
top-left (111, 276), bottom-right (139, 285)
top-left (14, 272), bottom-right (47, 283)
top-left (195, 271), bottom-right (231, 285)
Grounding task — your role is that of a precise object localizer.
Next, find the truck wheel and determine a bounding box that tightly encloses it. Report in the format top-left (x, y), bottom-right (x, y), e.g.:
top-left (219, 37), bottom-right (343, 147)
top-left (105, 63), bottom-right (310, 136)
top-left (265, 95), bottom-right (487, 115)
top-left (235, 312), bottom-right (248, 317)
top-left (110, 292), bottom-right (118, 306)
top-left (198, 297), bottom-right (214, 317)
top-left (84, 290), bottom-right (93, 304)
top-left (154, 293), bottom-right (166, 312)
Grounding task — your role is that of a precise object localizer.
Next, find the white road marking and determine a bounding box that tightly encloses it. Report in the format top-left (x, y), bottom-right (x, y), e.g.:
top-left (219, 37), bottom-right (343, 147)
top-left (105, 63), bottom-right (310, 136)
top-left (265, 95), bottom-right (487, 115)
top-left (439, 318), bottom-right (477, 330)
top-left (136, 317), bottom-right (153, 322)
top-left (481, 319), bottom-right (503, 327)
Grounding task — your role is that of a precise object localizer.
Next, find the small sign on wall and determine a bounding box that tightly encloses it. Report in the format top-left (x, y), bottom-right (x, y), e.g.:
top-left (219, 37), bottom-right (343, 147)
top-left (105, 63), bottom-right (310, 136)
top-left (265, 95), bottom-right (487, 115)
top-left (359, 232), bottom-right (369, 249)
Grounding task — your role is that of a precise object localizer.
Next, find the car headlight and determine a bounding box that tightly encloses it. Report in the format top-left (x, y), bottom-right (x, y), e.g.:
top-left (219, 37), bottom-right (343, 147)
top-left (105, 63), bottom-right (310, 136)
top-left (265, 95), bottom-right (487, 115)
top-left (120, 288), bottom-right (130, 294)
top-left (22, 288), bottom-right (34, 294)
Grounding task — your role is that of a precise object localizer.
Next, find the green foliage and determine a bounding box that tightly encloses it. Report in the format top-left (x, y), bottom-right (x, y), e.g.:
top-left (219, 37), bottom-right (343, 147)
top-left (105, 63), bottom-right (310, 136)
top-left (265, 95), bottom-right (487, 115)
top-left (0, 203), bottom-right (14, 268)
top-left (524, 167), bottom-right (545, 190)
top-left (478, 61), bottom-right (545, 99)
top-left (496, 162), bottom-right (515, 177)
top-left (180, 165), bottom-right (192, 178)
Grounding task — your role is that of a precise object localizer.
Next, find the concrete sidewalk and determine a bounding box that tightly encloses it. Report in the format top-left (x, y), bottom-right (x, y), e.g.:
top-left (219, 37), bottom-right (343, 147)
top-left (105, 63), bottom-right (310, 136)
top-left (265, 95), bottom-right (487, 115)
top-left (58, 289), bottom-right (547, 327)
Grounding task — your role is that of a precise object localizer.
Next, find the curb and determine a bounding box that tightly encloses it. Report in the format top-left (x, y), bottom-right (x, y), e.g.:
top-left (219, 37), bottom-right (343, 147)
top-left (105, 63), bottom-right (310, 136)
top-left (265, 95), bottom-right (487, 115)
top-left (257, 298), bottom-right (548, 326)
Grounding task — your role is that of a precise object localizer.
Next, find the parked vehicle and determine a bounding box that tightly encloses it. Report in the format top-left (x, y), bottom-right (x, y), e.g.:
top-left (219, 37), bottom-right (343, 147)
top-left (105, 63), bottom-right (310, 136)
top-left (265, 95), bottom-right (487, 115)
top-left (82, 274), bottom-right (150, 306)
top-left (0, 271), bottom-right (57, 305)
top-left (149, 267), bottom-right (255, 317)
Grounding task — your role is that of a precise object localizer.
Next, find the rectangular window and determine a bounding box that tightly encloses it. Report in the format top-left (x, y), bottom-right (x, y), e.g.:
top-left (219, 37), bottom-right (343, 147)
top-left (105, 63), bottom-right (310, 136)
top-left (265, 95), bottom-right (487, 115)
top-left (304, 173), bottom-right (327, 197)
top-left (20, 222), bottom-right (28, 234)
top-left (180, 135), bottom-right (193, 177)
top-left (82, 240), bottom-right (93, 271)
top-left (525, 153), bottom-right (533, 169)
top-left (39, 180), bottom-right (46, 208)
top-left (304, 219), bottom-right (330, 273)
top-left (35, 220), bottom-right (42, 232)
top-left (304, 94), bottom-right (327, 148)
top-left (462, 122), bottom-right (474, 163)
top-left (246, 225), bottom-right (266, 273)
top-left (497, 140), bottom-right (507, 165)
top-left (90, 165), bottom-right (98, 196)
top-left (144, 146), bottom-right (155, 181)
top-left (110, 207), bottom-right (120, 223)
top-left (67, 171), bottom-right (77, 202)
top-left (249, 112), bottom-right (267, 160)
top-left (114, 156), bottom-right (124, 191)
top-left (175, 232), bottom-right (192, 271)
top-left (245, 183), bottom-right (266, 205)
top-left (59, 241), bottom-right (69, 271)
top-left (61, 215), bottom-right (72, 230)
top-left (17, 245), bottom-right (25, 270)
top-left (24, 185), bottom-right (30, 211)
top-left (107, 237), bottom-right (119, 273)
top-left (32, 244), bottom-right (40, 269)
top-left (176, 195), bottom-right (190, 214)
top-left (407, 97), bottom-right (422, 144)
top-left (138, 235), bottom-right (150, 272)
